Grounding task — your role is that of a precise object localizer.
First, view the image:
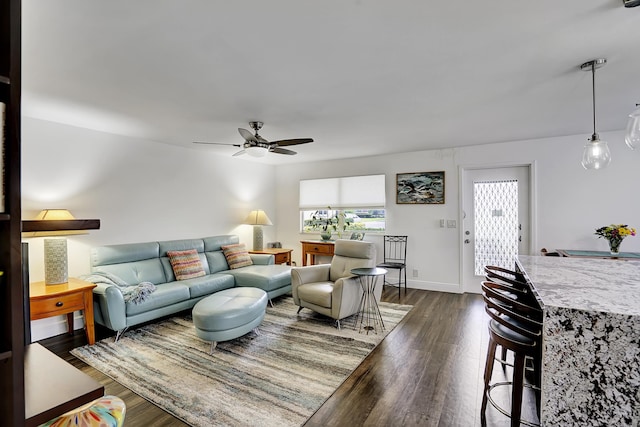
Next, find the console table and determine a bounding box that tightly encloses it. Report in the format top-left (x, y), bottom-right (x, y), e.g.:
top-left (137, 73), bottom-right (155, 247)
top-left (249, 248), bottom-right (293, 265)
top-left (556, 249), bottom-right (640, 259)
top-left (30, 278), bottom-right (97, 345)
top-left (516, 255), bottom-right (640, 426)
top-left (25, 343), bottom-right (104, 426)
top-left (300, 240), bottom-right (335, 266)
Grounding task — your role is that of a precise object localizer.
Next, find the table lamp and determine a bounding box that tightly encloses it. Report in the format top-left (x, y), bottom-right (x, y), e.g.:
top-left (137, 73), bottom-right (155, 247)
top-left (22, 209), bottom-right (101, 285)
top-left (244, 209), bottom-right (272, 251)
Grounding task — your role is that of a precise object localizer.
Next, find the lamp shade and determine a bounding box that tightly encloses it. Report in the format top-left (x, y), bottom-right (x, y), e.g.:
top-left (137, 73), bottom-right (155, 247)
top-left (35, 209), bottom-right (75, 220)
top-left (581, 138), bottom-right (611, 170)
top-left (245, 146), bottom-right (268, 157)
top-left (244, 210), bottom-right (273, 226)
top-left (625, 106), bottom-right (640, 150)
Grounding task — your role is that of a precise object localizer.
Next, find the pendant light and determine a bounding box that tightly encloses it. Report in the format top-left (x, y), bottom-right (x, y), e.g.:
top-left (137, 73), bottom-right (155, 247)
top-left (625, 103), bottom-right (640, 150)
top-left (580, 59), bottom-right (611, 170)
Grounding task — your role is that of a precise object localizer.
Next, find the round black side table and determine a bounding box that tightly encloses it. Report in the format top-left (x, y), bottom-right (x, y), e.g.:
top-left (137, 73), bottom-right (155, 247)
top-left (350, 267), bottom-right (387, 334)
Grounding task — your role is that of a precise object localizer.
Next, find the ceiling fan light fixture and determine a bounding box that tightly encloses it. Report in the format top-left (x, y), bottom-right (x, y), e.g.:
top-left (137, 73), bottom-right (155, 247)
top-left (580, 58), bottom-right (611, 170)
top-left (193, 121), bottom-right (313, 157)
top-left (625, 104), bottom-right (640, 150)
top-left (245, 145), bottom-right (268, 157)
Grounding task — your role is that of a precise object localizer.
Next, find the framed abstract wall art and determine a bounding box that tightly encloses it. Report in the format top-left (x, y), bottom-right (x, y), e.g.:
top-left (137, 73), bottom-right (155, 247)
top-left (396, 171), bottom-right (445, 204)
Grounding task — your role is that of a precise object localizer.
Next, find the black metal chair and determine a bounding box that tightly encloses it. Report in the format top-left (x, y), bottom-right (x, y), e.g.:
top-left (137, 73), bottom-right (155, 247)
top-left (377, 235), bottom-right (408, 297)
top-left (481, 280), bottom-right (542, 427)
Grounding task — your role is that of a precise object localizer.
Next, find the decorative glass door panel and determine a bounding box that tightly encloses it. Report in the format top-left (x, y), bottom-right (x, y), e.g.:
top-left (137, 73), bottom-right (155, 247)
top-left (473, 180), bottom-right (519, 275)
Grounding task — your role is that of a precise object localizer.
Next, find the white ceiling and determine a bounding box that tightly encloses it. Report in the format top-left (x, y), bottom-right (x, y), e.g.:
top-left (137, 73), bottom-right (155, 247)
top-left (21, 1), bottom-right (640, 164)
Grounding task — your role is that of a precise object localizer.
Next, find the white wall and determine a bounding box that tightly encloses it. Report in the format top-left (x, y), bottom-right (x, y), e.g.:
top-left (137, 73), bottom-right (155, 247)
top-left (23, 118), bottom-right (640, 339)
top-left (275, 130), bottom-right (640, 292)
top-left (22, 117), bottom-right (277, 339)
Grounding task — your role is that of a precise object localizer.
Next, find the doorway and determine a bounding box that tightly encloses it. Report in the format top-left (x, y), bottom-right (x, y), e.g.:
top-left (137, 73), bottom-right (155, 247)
top-left (460, 165), bottom-right (532, 293)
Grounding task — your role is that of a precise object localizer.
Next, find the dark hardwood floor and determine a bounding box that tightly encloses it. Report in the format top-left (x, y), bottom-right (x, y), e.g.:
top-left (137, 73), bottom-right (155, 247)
top-left (39, 287), bottom-right (539, 426)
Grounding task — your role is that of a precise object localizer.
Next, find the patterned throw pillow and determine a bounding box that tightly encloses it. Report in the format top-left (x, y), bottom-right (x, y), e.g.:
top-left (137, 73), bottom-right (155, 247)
top-left (167, 249), bottom-right (206, 280)
top-left (221, 243), bottom-right (253, 269)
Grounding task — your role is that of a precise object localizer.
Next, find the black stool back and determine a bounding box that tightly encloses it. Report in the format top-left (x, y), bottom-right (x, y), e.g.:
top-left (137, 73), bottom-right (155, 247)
top-left (481, 280), bottom-right (542, 427)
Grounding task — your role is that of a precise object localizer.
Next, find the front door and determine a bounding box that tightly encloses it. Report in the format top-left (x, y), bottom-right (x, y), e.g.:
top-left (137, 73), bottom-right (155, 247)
top-left (461, 166), bottom-right (531, 293)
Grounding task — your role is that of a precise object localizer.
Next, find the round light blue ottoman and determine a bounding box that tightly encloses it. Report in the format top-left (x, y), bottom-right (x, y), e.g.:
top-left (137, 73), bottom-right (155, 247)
top-left (192, 287), bottom-right (268, 353)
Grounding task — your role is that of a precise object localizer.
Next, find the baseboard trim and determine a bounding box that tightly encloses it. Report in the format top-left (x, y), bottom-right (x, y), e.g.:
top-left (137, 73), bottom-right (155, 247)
top-left (30, 314), bottom-right (83, 342)
top-left (385, 279), bottom-right (462, 294)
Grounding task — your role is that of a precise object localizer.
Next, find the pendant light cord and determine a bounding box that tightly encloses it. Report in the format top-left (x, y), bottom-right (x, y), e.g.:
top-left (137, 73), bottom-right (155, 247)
top-left (591, 63), bottom-right (598, 139)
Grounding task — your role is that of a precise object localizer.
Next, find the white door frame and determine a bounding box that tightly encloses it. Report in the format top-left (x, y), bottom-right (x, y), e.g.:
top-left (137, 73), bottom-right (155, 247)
top-left (457, 161), bottom-right (538, 294)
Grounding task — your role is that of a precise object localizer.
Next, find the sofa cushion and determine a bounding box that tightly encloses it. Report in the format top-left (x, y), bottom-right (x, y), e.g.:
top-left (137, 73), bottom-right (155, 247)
top-left (92, 258), bottom-right (167, 286)
top-left (225, 265), bottom-right (291, 292)
top-left (222, 244), bottom-right (253, 269)
top-left (203, 235), bottom-right (239, 252)
top-left (158, 238), bottom-right (205, 255)
top-left (125, 282), bottom-right (191, 316)
top-left (179, 272), bottom-right (236, 299)
top-left (167, 249), bottom-right (206, 280)
top-left (91, 242), bottom-right (160, 267)
top-left (297, 282), bottom-right (333, 308)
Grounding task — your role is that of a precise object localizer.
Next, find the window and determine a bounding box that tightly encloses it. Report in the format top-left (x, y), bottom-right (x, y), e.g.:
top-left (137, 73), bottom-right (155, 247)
top-left (299, 175), bottom-right (386, 234)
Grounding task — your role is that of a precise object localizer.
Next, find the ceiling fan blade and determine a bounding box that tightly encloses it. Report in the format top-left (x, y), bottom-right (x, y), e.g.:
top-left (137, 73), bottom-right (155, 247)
top-left (270, 147), bottom-right (297, 155)
top-left (193, 141), bottom-right (242, 147)
top-left (271, 138), bottom-right (313, 147)
top-left (232, 149), bottom-right (246, 156)
top-left (238, 128), bottom-right (258, 143)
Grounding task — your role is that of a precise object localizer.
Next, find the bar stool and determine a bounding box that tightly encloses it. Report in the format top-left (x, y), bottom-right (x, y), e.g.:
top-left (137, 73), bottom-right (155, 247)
top-left (484, 265), bottom-right (536, 304)
top-left (484, 265), bottom-right (540, 367)
top-left (481, 281), bottom-right (542, 427)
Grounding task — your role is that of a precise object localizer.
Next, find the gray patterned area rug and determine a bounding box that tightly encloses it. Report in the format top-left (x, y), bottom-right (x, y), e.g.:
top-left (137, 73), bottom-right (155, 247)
top-left (71, 297), bottom-right (412, 427)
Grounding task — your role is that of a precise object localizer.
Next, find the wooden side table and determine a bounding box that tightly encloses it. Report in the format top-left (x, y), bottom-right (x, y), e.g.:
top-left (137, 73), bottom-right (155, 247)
top-left (29, 278), bottom-right (97, 345)
top-left (300, 240), bottom-right (335, 266)
top-left (249, 248), bottom-right (293, 265)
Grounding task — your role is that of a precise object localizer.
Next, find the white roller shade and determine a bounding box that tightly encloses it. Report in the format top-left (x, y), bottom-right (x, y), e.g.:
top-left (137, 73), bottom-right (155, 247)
top-left (299, 175), bottom-right (386, 209)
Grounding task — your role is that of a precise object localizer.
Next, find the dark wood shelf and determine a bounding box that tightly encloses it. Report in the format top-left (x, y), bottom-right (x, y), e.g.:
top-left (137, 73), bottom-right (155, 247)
top-left (21, 219), bottom-right (100, 233)
top-left (1, 0), bottom-right (25, 424)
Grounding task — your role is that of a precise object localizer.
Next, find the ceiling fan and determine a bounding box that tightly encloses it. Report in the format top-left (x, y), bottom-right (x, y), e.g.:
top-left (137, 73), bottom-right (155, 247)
top-left (194, 121), bottom-right (313, 157)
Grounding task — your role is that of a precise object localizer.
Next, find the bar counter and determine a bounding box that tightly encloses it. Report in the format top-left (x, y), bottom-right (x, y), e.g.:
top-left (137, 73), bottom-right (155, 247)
top-left (516, 255), bottom-right (640, 426)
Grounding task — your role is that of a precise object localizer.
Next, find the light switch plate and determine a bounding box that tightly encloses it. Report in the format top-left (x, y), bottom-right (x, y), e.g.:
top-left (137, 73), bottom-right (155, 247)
top-left (447, 219), bottom-right (456, 228)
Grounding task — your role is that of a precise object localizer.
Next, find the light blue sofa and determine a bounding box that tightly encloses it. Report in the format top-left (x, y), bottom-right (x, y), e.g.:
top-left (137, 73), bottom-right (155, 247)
top-left (90, 235), bottom-right (291, 337)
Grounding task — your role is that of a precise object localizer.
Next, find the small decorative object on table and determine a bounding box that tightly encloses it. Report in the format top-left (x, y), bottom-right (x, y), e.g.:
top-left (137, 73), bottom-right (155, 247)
top-left (595, 224), bottom-right (636, 255)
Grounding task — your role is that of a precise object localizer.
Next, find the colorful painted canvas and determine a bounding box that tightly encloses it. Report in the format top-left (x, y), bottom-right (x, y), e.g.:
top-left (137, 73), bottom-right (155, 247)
top-left (396, 171), bottom-right (445, 204)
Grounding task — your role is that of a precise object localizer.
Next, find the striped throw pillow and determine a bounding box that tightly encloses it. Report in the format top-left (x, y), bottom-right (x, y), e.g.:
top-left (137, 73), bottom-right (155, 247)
top-left (221, 243), bottom-right (253, 269)
top-left (167, 249), bottom-right (206, 280)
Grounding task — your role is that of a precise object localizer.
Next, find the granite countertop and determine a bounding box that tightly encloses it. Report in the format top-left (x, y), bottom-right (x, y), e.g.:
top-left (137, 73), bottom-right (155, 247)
top-left (516, 255), bottom-right (640, 317)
